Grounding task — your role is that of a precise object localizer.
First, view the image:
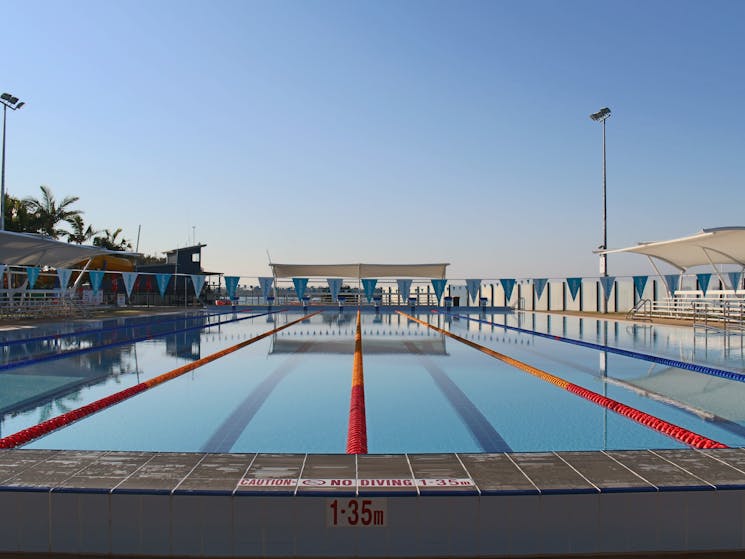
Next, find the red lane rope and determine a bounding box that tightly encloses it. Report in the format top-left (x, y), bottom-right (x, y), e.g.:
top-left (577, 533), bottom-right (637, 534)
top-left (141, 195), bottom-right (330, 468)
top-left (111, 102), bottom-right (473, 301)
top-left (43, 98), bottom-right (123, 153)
top-left (397, 311), bottom-right (727, 450)
top-left (346, 310), bottom-right (368, 454)
top-left (0, 311), bottom-right (320, 449)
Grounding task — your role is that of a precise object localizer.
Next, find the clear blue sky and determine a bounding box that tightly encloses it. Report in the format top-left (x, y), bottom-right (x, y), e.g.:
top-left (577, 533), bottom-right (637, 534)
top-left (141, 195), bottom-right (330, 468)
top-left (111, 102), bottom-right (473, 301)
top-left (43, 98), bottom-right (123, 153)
top-left (4, 0), bottom-right (744, 279)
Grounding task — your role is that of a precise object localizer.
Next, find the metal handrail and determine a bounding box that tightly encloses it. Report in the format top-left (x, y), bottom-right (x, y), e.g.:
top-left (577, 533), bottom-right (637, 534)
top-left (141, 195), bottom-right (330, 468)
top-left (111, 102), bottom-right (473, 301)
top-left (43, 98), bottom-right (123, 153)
top-left (626, 298), bottom-right (652, 321)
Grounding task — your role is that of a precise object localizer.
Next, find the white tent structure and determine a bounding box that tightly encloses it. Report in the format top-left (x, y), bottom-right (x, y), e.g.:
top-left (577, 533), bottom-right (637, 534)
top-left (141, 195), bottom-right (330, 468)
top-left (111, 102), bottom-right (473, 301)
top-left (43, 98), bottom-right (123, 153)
top-left (598, 227), bottom-right (745, 272)
top-left (598, 227), bottom-right (745, 296)
top-left (0, 230), bottom-right (139, 269)
top-left (269, 263), bottom-right (448, 279)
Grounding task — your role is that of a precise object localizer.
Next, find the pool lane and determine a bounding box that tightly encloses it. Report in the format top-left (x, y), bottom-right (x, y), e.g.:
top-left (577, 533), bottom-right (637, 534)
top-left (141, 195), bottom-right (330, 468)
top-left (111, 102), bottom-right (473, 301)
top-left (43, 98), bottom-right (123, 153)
top-left (399, 311), bottom-right (726, 450)
top-left (403, 341), bottom-right (512, 452)
top-left (450, 312), bottom-right (745, 384)
top-left (201, 341), bottom-right (316, 453)
top-left (0, 310), bottom-right (279, 372)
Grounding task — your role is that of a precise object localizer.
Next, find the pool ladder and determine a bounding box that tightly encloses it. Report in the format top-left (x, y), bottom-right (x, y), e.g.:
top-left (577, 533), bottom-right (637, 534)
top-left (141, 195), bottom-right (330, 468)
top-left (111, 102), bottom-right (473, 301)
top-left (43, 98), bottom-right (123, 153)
top-left (626, 298), bottom-right (652, 322)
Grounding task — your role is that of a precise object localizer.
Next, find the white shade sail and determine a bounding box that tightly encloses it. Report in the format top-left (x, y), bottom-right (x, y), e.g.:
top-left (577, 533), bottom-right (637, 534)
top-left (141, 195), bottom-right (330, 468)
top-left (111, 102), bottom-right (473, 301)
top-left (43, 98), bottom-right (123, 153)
top-left (597, 227), bottom-right (745, 272)
top-left (270, 263), bottom-right (449, 279)
top-left (0, 230), bottom-right (139, 269)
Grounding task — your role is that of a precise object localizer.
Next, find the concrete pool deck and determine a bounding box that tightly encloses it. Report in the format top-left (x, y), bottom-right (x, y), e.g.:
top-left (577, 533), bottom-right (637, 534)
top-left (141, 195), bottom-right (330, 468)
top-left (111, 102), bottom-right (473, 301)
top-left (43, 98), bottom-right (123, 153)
top-left (2, 448), bottom-right (745, 557)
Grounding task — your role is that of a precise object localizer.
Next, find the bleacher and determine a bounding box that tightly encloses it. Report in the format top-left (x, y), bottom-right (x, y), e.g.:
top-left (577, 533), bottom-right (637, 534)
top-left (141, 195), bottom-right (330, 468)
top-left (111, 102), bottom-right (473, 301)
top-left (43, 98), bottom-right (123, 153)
top-left (0, 288), bottom-right (93, 320)
top-left (629, 290), bottom-right (745, 330)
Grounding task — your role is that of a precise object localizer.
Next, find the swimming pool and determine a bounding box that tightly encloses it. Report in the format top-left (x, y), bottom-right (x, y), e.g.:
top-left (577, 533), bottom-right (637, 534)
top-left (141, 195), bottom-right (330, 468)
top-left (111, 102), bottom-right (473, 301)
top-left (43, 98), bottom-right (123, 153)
top-left (2, 308), bottom-right (745, 453)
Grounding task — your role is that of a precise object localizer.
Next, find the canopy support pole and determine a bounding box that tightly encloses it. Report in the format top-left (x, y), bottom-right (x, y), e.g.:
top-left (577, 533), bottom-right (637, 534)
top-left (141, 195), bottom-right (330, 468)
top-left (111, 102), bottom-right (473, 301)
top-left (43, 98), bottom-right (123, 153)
top-left (647, 256), bottom-right (670, 298)
top-left (702, 248), bottom-right (728, 292)
top-left (72, 258), bottom-right (94, 291)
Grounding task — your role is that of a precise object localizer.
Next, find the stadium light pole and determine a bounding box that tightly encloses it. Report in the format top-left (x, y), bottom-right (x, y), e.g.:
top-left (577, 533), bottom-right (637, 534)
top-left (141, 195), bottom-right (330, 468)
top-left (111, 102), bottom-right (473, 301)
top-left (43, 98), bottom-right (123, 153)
top-left (590, 107), bottom-right (611, 277)
top-left (1, 93), bottom-right (25, 231)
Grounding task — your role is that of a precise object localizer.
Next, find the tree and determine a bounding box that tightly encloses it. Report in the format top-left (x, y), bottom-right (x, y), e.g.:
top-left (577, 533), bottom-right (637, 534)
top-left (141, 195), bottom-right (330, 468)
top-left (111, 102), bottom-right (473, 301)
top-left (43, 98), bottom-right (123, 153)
top-left (136, 253), bottom-right (167, 265)
top-left (23, 185), bottom-right (82, 238)
top-left (93, 228), bottom-right (132, 251)
top-left (3, 193), bottom-right (36, 233)
top-left (68, 216), bottom-right (95, 244)
top-left (67, 215), bottom-right (98, 244)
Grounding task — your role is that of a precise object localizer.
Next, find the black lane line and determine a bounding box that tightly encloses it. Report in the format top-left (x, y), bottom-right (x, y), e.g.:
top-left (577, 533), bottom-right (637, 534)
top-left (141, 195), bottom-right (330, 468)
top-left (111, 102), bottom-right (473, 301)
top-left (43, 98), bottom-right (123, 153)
top-left (200, 341), bottom-right (315, 453)
top-left (404, 341), bottom-right (512, 452)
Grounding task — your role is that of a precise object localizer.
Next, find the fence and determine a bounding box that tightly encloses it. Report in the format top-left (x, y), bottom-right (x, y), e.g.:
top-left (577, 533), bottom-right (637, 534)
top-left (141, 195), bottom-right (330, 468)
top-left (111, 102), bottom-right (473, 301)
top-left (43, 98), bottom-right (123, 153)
top-left (2, 264), bottom-right (744, 323)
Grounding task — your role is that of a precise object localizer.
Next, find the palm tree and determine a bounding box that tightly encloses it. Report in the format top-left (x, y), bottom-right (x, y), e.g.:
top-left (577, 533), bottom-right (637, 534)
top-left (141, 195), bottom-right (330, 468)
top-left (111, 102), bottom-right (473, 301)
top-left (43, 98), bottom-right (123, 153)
top-left (3, 193), bottom-right (36, 233)
top-left (67, 215), bottom-right (98, 244)
top-left (93, 228), bottom-right (132, 251)
top-left (24, 185), bottom-right (82, 238)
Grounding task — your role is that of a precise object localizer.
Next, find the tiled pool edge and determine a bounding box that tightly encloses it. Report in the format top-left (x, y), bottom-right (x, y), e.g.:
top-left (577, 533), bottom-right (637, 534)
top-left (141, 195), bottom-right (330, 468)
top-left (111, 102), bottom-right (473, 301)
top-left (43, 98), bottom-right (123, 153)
top-left (1, 448), bottom-right (745, 557)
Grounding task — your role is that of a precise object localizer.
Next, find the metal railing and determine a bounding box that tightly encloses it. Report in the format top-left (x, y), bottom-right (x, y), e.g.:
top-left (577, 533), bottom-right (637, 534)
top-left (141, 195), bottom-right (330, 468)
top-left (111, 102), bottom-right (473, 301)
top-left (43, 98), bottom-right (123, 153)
top-left (626, 298), bottom-right (652, 321)
top-left (0, 290), bottom-right (93, 320)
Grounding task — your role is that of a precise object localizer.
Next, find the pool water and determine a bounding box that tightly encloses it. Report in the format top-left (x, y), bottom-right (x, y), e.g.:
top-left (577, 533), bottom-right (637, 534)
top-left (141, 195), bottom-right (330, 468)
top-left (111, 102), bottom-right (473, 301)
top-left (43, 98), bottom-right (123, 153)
top-left (2, 309), bottom-right (745, 453)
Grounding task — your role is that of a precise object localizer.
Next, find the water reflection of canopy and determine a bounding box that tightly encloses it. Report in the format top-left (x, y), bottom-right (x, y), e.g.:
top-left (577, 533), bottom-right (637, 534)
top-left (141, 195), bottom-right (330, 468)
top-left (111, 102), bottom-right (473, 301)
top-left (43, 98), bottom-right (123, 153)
top-left (597, 226), bottom-right (745, 272)
top-left (270, 338), bottom-right (447, 355)
top-left (622, 367), bottom-right (745, 423)
top-left (269, 263), bottom-right (448, 279)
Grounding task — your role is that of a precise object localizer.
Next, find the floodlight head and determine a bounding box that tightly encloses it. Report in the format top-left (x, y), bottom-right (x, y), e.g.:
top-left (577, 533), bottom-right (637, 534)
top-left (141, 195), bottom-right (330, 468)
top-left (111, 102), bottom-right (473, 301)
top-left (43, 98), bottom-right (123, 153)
top-left (590, 107), bottom-right (611, 122)
top-left (15, 102), bottom-right (24, 109)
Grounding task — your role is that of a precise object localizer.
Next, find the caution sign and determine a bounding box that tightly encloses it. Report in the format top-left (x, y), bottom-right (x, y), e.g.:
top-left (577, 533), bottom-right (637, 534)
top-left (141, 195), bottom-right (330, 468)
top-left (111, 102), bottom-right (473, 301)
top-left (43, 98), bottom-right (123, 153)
top-left (238, 478), bottom-right (297, 487)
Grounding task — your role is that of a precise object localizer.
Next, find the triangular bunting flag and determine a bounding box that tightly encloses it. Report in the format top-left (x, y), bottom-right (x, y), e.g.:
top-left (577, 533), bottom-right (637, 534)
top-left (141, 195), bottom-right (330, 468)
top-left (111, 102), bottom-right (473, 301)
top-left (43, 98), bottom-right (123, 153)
top-left (664, 274), bottom-right (680, 296)
top-left (26, 267), bottom-right (40, 290)
top-left (599, 276), bottom-right (615, 302)
top-left (156, 273), bottom-right (171, 297)
top-left (292, 278), bottom-right (308, 301)
top-left (121, 272), bottom-right (138, 298)
top-left (190, 275), bottom-right (206, 297)
top-left (89, 270), bottom-right (104, 294)
top-left (396, 279), bottom-right (412, 302)
top-left (566, 277), bottom-right (582, 301)
top-left (362, 279), bottom-right (378, 302)
top-left (696, 273), bottom-right (712, 296)
top-left (258, 277), bottom-right (274, 299)
top-left (327, 278), bottom-right (343, 301)
top-left (500, 278), bottom-right (516, 302)
top-left (533, 278), bottom-right (548, 300)
top-left (633, 276), bottom-right (648, 299)
top-left (431, 279), bottom-right (447, 303)
top-left (225, 276), bottom-right (240, 300)
top-left (728, 271), bottom-right (742, 291)
top-left (56, 268), bottom-right (73, 292)
top-left (465, 279), bottom-right (481, 304)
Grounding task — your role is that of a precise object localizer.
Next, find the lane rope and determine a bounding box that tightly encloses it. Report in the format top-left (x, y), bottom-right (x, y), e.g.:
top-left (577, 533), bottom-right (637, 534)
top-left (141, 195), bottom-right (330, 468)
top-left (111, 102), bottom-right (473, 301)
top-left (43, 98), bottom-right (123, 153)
top-left (0, 311), bottom-right (321, 449)
top-left (448, 312), bottom-right (745, 384)
top-left (346, 310), bottom-right (368, 454)
top-left (0, 310), bottom-right (281, 373)
top-left (397, 311), bottom-right (727, 449)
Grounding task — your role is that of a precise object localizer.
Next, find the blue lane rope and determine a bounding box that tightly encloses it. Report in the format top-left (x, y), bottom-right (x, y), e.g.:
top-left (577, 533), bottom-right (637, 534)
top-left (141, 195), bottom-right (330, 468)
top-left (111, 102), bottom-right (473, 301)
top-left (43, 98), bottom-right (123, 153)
top-left (446, 312), bottom-right (745, 384)
top-left (0, 310), bottom-right (282, 373)
top-left (0, 309), bottom-right (244, 348)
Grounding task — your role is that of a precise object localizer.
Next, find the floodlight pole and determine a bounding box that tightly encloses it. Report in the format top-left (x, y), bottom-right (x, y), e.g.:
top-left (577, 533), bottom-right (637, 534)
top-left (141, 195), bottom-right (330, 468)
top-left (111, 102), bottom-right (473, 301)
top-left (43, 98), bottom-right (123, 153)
top-left (1, 93), bottom-right (25, 231)
top-left (601, 115), bottom-right (607, 277)
top-left (590, 107), bottom-right (611, 312)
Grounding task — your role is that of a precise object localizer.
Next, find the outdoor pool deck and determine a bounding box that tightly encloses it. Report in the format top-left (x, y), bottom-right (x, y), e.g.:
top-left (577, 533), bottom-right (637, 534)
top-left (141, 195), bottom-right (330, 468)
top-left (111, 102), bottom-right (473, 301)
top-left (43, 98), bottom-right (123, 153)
top-left (2, 448), bottom-right (745, 557)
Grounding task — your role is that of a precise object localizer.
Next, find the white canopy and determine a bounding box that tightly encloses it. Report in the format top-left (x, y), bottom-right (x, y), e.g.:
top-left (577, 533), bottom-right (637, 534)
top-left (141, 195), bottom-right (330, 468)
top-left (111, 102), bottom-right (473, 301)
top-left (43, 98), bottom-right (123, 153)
top-left (0, 230), bottom-right (139, 269)
top-left (270, 263), bottom-right (449, 279)
top-left (598, 227), bottom-right (745, 272)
